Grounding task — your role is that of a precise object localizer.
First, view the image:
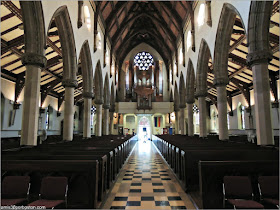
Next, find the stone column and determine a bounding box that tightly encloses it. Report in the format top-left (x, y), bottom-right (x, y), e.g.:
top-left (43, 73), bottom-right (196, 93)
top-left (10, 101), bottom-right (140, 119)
top-left (187, 102), bottom-right (194, 136)
top-left (103, 105), bottom-right (110, 135)
top-left (247, 52), bottom-right (274, 145)
top-left (20, 53), bottom-right (47, 146)
top-left (198, 95), bottom-right (207, 138)
top-left (179, 105), bottom-right (186, 135)
top-left (215, 83), bottom-right (229, 140)
top-left (95, 102), bottom-right (103, 136)
top-left (63, 79), bottom-right (77, 141)
top-left (175, 109), bottom-right (180, 134)
top-left (83, 93), bottom-right (93, 138)
top-left (109, 110), bottom-right (114, 134)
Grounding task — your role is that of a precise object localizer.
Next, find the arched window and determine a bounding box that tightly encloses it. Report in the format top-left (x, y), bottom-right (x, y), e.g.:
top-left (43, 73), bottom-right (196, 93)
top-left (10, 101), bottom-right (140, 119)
top-left (227, 113), bottom-right (230, 129)
top-left (212, 110), bottom-right (217, 130)
top-left (186, 30), bottom-right (192, 51)
top-left (238, 103), bottom-right (245, 130)
top-left (45, 105), bottom-right (53, 130)
top-left (197, 3), bottom-right (206, 27)
top-left (105, 50), bottom-right (110, 65)
top-left (83, 5), bottom-right (91, 30)
top-left (134, 52), bottom-right (154, 70)
top-left (179, 47), bottom-right (183, 65)
top-left (193, 104), bottom-right (199, 125)
top-left (97, 32), bottom-right (102, 50)
top-left (90, 106), bottom-right (96, 130)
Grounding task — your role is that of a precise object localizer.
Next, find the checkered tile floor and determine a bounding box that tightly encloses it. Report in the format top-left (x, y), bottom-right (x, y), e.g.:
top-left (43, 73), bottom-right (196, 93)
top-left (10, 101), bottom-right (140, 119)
top-left (102, 140), bottom-right (196, 210)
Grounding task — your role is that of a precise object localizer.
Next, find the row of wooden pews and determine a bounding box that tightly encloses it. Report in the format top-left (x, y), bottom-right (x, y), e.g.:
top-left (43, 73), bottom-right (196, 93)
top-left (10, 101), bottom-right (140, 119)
top-left (153, 134), bottom-right (279, 209)
top-left (2, 135), bottom-right (137, 209)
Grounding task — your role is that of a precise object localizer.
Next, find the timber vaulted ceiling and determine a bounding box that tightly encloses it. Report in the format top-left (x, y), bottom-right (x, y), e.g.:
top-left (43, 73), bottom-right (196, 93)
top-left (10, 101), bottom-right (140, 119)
top-left (97, 1), bottom-right (194, 66)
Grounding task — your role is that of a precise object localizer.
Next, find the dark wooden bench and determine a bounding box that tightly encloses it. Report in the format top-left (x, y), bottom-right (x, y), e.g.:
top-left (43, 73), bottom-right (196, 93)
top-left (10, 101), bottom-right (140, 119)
top-left (2, 159), bottom-right (99, 209)
top-left (180, 149), bottom-right (278, 191)
top-left (198, 160), bottom-right (279, 209)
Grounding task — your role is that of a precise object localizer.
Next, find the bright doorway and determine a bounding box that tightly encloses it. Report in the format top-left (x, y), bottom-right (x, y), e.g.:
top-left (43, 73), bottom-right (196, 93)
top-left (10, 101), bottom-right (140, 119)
top-left (137, 116), bottom-right (151, 142)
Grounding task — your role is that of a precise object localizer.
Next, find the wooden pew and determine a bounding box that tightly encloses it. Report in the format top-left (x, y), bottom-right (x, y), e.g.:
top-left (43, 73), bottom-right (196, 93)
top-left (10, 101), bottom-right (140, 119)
top-left (180, 149), bottom-right (278, 191)
top-left (198, 160), bottom-right (279, 209)
top-left (2, 159), bottom-right (99, 209)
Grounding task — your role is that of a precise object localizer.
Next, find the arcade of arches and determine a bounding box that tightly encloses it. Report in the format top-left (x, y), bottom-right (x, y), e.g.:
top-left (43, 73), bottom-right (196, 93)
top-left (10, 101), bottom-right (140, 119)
top-left (1, 0), bottom-right (279, 145)
top-left (0, 0), bottom-right (279, 209)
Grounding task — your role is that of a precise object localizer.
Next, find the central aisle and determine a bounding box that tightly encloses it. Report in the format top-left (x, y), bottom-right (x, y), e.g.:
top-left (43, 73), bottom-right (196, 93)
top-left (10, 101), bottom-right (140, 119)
top-left (102, 140), bottom-right (196, 210)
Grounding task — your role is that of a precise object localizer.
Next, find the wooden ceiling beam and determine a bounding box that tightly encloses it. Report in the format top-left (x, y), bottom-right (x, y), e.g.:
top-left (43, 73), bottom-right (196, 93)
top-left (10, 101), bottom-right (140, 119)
top-left (1, 12), bottom-right (15, 22)
top-left (1, 35), bottom-right (24, 55)
top-left (46, 37), bottom-right (62, 57)
top-left (228, 35), bottom-right (246, 53)
top-left (1, 23), bottom-right (23, 36)
top-left (159, 2), bottom-right (182, 31)
top-left (271, 1), bottom-right (279, 16)
top-left (2, 1), bottom-right (22, 21)
top-left (105, 2), bottom-right (127, 30)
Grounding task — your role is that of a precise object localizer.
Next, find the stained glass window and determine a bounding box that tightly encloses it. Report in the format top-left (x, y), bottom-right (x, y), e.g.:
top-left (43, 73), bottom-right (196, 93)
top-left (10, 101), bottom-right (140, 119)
top-left (134, 52), bottom-right (154, 70)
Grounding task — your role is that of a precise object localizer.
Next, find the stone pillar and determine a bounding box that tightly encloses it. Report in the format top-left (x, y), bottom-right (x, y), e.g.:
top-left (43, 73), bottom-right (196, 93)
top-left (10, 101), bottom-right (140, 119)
top-left (187, 102), bottom-right (194, 136)
top-left (247, 52), bottom-right (274, 145)
top-left (198, 96), bottom-right (207, 138)
top-left (175, 109), bottom-right (180, 134)
top-left (216, 83), bottom-right (229, 140)
top-left (20, 53), bottom-right (47, 146)
top-left (179, 105), bottom-right (186, 135)
top-left (109, 111), bottom-right (114, 134)
top-left (103, 105), bottom-right (110, 135)
top-left (95, 103), bottom-right (103, 136)
top-left (83, 93), bottom-right (93, 138)
top-left (63, 81), bottom-right (76, 141)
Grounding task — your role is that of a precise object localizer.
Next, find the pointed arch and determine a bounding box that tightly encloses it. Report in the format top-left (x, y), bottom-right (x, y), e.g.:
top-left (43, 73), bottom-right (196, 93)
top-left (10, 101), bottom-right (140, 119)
top-left (20, 1), bottom-right (46, 57)
top-left (213, 3), bottom-right (246, 85)
top-left (51, 6), bottom-right (78, 86)
top-left (179, 72), bottom-right (186, 108)
top-left (94, 60), bottom-right (103, 104)
top-left (186, 59), bottom-right (195, 103)
top-left (247, 1), bottom-right (273, 63)
top-left (79, 40), bottom-right (94, 98)
top-left (196, 39), bottom-right (211, 96)
top-left (104, 73), bottom-right (110, 107)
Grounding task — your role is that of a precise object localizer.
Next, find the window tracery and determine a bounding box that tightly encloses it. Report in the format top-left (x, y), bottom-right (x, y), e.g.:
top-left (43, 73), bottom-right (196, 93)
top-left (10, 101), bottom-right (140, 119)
top-left (134, 52), bottom-right (154, 70)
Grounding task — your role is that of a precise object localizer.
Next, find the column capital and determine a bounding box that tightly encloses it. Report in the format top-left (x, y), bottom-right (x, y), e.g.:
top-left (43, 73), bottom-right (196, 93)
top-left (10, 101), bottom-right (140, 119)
top-left (62, 79), bottom-right (78, 88)
top-left (179, 104), bottom-right (186, 109)
top-left (213, 78), bottom-right (228, 87)
top-left (186, 99), bottom-right (195, 104)
top-left (83, 92), bottom-right (94, 98)
top-left (21, 53), bottom-right (47, 68)
top-left (103, 104), bottom-right (110, 109)
top-left (247, 50), bottom-right (273, 67)
top-left (95, 99), bottom-right (104, 105)
top-left (174, 106), bottom-right (180, 112)
top-left (195, 90), bottom-right (207, 98)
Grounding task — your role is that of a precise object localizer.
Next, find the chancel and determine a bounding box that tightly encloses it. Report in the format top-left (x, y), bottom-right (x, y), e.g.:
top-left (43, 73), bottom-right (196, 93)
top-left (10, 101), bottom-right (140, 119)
top-left (1, 0), bottom-right (279, 209)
